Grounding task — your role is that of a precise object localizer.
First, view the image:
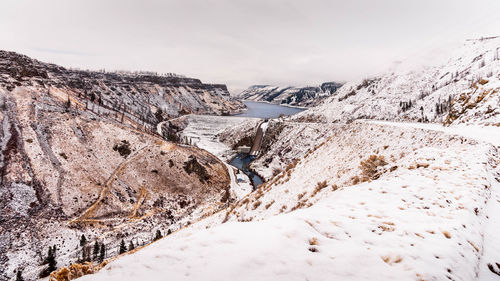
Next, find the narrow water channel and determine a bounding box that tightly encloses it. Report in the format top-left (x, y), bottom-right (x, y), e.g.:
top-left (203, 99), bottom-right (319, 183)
top-left (229, 101), bottom-right (305, 189)
top-left (229, 154), bottom-right (263, 189)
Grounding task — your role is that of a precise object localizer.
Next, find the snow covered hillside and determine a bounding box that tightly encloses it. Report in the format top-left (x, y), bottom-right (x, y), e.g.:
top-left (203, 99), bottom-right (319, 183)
top-left (78, 121), bottom-right (500, 281)
top-left (41, 37), bottom-right (500, 281)
top-left (295, 37), bottom-right (500, 126)
top-left (0, 82), bottom-right (232, 279)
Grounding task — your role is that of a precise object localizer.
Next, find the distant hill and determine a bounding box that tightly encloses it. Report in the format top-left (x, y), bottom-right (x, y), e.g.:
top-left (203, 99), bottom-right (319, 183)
top-left (238, 81), bottom-right (343, 107)
top-left (0, 50), bottom-right (244, 120)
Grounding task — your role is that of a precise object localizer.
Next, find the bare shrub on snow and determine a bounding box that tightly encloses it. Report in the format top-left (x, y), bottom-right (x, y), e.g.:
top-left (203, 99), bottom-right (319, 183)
top-left (359, 155), bottom-right (388, 182)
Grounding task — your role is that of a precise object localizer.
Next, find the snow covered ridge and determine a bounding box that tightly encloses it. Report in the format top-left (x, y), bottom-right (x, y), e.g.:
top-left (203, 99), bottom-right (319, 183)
top-left (295, 37), bottom-right (500, 125)
top-left (223, 121), bottom-right (494, 221)
top-left (0, 50), bottom-right (244, 121)
top-left (238, 81), bottom-right (343, 107)
top-left (77, 121), bottom-right (500, 281)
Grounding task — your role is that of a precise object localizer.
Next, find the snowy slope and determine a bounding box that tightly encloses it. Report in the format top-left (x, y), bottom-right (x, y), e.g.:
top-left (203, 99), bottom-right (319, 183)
top-left (45, 37), bottom-right (500, 281)
top-left (295, 37), bottom-right (500, 125)
top-left (79, 121), bottom-right (500, 281)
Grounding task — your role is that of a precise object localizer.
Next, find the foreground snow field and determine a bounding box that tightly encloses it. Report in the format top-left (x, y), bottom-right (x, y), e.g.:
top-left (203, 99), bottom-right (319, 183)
top-left (79, 121), bottom-right (500, 281)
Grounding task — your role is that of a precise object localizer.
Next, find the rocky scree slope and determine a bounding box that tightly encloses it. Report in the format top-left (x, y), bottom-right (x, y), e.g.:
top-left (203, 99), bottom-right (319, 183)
top-left (0, 54), bottom-right (234, 280)
top-left (238, 82), bottom-right (343, 107)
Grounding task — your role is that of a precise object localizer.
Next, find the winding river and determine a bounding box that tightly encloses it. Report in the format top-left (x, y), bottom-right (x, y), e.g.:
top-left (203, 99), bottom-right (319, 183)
top-left (229, 101), bottom-right (305, 188)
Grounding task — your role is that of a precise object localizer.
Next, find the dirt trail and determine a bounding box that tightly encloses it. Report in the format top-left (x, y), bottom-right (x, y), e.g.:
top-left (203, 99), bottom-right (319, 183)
top-left (69, 145), bottom-right (149, 225)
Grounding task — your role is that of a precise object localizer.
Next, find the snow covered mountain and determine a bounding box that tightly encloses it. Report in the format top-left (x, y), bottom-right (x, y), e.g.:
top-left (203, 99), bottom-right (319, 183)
top-left (21, 38), bottom-right (500, 281)
top-left (238, 82), bottom-right (343, 107)
top-left (295, 37), bottom-right (500, 126)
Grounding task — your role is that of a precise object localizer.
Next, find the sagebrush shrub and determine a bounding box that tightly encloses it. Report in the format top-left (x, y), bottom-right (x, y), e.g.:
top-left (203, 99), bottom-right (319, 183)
top-left (359, 155), bottom-right (387, 182)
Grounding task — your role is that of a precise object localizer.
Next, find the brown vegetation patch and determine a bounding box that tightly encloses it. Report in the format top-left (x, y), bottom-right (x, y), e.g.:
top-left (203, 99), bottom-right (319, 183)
top-left (49, 261), bottom-right (108, 281)
top-left (311, 180), bottom-right (328, 197)
top-left (358, 155), bottom-right (388, 182)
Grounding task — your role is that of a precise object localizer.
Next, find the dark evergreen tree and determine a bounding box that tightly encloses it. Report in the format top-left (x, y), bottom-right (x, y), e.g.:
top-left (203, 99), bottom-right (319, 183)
top-left (47, 246), bottom-right (57, 273)
top-left (128, 241), bottom-right (135, 251)
top-left (99, 244), bottom-right (106, 263)
top-left (45, 247), bottom-right (52, 264)
top-left (155, 108), bottom-right (164, 123)
top-left (167, 229), bottom-right (172, 235)
top-left (93, 241), bottom-right (100, 261)
top-left (16, 269), bottom-right (24, 281)
top-left (65, 96), bottom-right (71, 110)
top-left (119, 239), bottom-right (127, 254)
top-left (154, 230), bottom-right (162, 241)
top-left (80, 234), bottom-right (87, 247)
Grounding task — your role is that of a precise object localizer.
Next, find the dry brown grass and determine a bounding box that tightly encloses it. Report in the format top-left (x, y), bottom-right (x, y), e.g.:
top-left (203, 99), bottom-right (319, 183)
top-left (291, 198), bottom-right (309, 211)
top-left (478, 78), bottom-right (489, 85)
top-left (285, 159), bottom-right (299, 171)
top-left (49, 261), bottom-right (108, 281)
top-left (309, 237), bottom-right (319, 245)
top-left (265, 200), bottom-right (275, 209)
top-left (468, 240), bottom-right (479, 252)
top-left (252, 200), bottom-right (262, 210)
top-left (359, 155), bottom-right (388, 182)
top-left (445, 88), bottom-right (496, 125)
top-left (378, 221), bottom-right (395, 232)
top-left (381, 255), bottom-right (403, 265)
top-left (416, 163), bottom-right (430, 168)
top-left (297, 192), bottom-right (306, 200)
top-left (351, 176), bottom-right (360, 185)
top-left (311, 180), bottom-right (328, 197)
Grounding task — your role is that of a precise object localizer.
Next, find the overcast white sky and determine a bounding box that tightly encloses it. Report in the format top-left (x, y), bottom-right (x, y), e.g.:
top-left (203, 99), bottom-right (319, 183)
top-left (1, 0), bottom-right (500, 92)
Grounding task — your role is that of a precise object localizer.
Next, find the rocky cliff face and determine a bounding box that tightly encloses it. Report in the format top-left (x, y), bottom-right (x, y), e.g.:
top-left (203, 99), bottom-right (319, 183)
top-left (238, 82), bottom-right (343, 107)
top-left (0, 51), bottom-right (233, 280)
top-left (0, 50), bottom-right (244, 125)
